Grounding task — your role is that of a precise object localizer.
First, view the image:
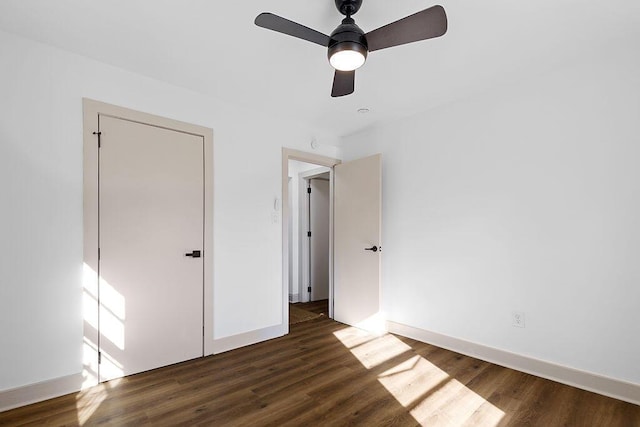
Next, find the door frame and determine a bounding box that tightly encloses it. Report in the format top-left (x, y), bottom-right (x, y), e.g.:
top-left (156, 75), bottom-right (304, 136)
top-left (282, 148), bottom-right (340, 331)
top-left (82, 98), bottom-right (214, 387)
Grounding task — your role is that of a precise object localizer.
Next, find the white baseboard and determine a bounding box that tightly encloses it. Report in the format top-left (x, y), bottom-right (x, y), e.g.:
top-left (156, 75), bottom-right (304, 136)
top-left (212, 324), bottom-right (285, 354)
top-left (387, 321), bottom-right (640, 406)
top-left (2, 325), bottom-right (286, 412)
top-left (0, 373), bottom-right (84, 412)
top-left (289, 293), bottom-right (299, 303)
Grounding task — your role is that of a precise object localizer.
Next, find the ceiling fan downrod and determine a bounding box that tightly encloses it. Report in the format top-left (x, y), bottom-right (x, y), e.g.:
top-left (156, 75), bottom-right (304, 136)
top-left (335, 0), bottom-right (363, 17)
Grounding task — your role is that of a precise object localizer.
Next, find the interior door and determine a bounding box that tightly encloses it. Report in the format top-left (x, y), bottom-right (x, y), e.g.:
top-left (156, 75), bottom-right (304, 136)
top-left (98, 115), bottom-right (204, 381)
top-left (333, 154), bottom-right (382, 330)
top-left (310, 178), bottom-right (330, 301)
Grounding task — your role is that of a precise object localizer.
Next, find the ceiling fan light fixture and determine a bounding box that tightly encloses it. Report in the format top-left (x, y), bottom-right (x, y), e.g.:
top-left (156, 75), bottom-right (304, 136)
top-left (255, 1), bottom-right (447, 97)
top-left (328, 41), bottom-right (367, 71)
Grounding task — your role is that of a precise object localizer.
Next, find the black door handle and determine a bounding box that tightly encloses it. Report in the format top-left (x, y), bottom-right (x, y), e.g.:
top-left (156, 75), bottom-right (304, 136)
top-left (364, 246), bottom-right (378, 252)
top-left (185, 250), bottom-right (201, 258)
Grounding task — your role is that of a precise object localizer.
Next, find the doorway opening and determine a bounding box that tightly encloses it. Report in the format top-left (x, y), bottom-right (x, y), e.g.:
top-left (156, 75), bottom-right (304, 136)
top-left (288, 162), bottom-right (331, 322)
top-left (289, 162), bottom-right (330, 304)
top-left (282, 148), bottom-right (383, 334)
top-left (281, 149), bottom-right (340, 331)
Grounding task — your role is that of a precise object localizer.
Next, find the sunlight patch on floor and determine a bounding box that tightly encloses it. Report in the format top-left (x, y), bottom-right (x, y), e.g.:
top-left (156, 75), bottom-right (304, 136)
top-left (377, 354), bottom-right (449, 407)
top-left (75, 383), bottom-right (108, 425)
top-left (334, 326), bottom-right (505, 426)
top-left (347, 333), bottom-right (413, 369)
top-left (333, 326), bottom-right (377, 348)
top-left (410, 377), bottom-right (504, 426)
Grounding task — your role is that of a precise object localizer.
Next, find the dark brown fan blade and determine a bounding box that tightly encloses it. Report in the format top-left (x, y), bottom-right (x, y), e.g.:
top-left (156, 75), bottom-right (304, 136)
top-left (365, 5), bottom-right (447, 52)
top-left (331, 70), bottom-right (355, 97)
top-left (255, 13), bottom-right (331, 47)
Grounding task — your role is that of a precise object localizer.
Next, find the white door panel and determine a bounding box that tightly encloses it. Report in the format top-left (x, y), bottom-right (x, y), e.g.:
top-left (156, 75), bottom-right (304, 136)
top-left (334, 154), bottom-right (382, 330)
top-left (99, 115), bottom-right (203, 381)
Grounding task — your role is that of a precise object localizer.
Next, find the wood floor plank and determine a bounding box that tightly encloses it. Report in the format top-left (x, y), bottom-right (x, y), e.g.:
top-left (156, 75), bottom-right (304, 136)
top-left (1, 317), bottom-right (639, 426)
top-left (293, 299), bottom-right (329, 316)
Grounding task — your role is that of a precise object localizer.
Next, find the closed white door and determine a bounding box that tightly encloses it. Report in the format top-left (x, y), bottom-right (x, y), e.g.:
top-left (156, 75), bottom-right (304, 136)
top-left (334, 154), bottom-right (382, 330)
top-left (98, 115), bottom-right (204, 381)
top-left (310, 178), bottom-right (330, 301)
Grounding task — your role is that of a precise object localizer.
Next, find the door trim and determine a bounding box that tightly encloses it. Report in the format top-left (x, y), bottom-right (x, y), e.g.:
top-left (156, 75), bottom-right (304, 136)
top-left (82, 99), bottom-right (214, 388)
top-left (282, 149), bottom-right (340, 332)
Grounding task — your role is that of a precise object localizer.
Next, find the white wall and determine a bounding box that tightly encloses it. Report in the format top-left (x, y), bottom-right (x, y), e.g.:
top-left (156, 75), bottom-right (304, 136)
top-left (341, 42), bottom-right (640, 385)
top-left (0, 29), bottom-right (339, 392)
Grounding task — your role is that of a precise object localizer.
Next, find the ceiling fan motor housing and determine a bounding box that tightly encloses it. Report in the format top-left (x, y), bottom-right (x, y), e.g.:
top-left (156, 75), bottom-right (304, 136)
top-left (328, 17), bottom-right (368, 65)
top-left (335, 0), bottom-right (363, 16)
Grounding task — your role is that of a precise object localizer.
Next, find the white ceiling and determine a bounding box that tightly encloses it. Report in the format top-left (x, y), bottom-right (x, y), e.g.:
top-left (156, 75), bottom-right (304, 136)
top-left (1, 1), bottom-right (638, 137)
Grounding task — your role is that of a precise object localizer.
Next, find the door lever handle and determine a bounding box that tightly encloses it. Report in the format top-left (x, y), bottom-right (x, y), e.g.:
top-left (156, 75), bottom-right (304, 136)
top-left (185, 250), bottom-right (201, 258)
top-left (364, 246), bottom-right (378, 252)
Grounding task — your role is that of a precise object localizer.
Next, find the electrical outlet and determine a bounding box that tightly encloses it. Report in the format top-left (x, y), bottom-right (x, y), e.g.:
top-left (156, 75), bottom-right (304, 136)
top-left (512, 311), bottom-right (525, 328)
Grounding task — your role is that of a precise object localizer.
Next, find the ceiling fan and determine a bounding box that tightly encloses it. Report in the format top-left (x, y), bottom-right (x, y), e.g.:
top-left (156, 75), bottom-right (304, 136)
top-left (255, 0), bottom-right (447, 97)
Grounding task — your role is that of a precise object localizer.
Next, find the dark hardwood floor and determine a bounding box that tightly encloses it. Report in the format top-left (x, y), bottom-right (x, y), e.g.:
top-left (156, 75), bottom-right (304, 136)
top-left (293, 299), bottom-right (329, 315)
top-left (1, 316), bottom-right (638, 426)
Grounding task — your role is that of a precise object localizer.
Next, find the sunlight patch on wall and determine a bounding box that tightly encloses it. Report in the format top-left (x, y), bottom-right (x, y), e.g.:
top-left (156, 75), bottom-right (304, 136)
top-left (99, 349), bottom-right (124, 381)
top-left (83, 262), bottom-right (126, 387)
top-left (100, 277), bottom-right (125, 320)
top-left (83, 290), bottom-right (99, 332)
top-left (83, 262), bottom-right (99, 299)
top-left (81, 337), bottom-right (99, 390)
top-left (353, 312), bottom-right (388, 336)
top-left (98, 276), bottom-right (126, 350)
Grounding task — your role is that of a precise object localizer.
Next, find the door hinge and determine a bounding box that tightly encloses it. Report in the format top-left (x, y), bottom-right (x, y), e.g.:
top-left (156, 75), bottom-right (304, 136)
top-left (98, 248), bottom-right (101, 260)
top-left (307, 286), bottom-right (311, 293)
top-left (93, 131), bottom-right (102, 148)
top-left (307, 187), bottom-right (311, 194)
top-left (98, 351), bottom-right (102, 364)
top-left (307, 231), bottom-right (311, 237)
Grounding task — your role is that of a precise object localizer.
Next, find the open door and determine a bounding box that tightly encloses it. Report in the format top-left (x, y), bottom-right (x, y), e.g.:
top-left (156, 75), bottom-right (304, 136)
top-left (333, 154), bottom-right (382, 330)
